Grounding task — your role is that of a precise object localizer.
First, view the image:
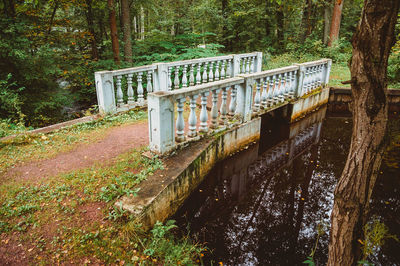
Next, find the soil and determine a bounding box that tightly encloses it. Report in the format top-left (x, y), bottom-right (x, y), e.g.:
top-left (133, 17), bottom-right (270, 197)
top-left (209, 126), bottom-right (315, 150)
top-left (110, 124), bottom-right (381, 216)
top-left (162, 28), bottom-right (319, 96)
top-left (2, 122), bottom-right (149, 183)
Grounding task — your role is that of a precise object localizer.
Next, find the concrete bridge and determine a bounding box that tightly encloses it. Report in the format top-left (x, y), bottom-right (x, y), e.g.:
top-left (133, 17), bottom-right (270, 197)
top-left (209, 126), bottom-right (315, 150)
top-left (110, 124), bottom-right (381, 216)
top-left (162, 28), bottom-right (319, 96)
top-left (94, 53), bottom-right (332, 228)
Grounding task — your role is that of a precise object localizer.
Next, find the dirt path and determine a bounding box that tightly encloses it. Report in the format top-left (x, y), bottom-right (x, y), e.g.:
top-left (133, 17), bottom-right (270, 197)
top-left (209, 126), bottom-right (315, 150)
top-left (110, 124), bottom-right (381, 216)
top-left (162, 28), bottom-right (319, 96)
top-left (3, 122), bottom-right (149, 182)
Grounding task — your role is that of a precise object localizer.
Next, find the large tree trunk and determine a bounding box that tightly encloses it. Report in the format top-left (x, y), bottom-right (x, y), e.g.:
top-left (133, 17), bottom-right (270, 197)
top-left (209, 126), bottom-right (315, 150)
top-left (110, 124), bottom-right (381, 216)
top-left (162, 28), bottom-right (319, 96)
top-left (107, 0), bottom-right (120, 65)
top-left (121, 0), bottom-right (132, 63)
top-left (85, 0), bottom-right (99, 60)
top-left (327, 0), bottom-right (343, 46)
top-left (327, 1), bottom-right (399, 265)
top-left (300, 0), bottom-right (313, 41)
top-left (323, 0), bottom-right (332, 45)
top-left (276, 3), bottom-right (285, 51)
top-left (264, 0), bottom-right (271, 37)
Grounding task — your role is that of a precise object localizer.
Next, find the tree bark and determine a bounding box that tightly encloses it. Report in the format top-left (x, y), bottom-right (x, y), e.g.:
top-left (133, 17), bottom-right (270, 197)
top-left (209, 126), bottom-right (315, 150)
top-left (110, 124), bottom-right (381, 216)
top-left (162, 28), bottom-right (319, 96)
top-left (300, 0), bottom-right (313, 41)
top-left (323, 0), bottom-right (332, 45)
top-left (327, 0), bottom-right (399, 265)
top-left (121, 0), bottom-right (132, 63)
top-left (46, 0), bottom-right (58, 38)
top-left (85, 0), bottom-right (99, 60)
top-left (107, 0), bottom-right (120, 65)
top-left (327, 0), bottom-right (343, 46)
top-left (276, 3), bottom-right (285, 51)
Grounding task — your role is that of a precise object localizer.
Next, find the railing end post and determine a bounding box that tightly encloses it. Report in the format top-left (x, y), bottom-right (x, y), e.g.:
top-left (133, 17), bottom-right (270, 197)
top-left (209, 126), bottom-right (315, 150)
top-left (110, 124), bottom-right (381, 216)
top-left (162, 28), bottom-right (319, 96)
top-left (255, 52), bottom-right (263, 72)
top-left (95, 71), bottom-right (116, 115)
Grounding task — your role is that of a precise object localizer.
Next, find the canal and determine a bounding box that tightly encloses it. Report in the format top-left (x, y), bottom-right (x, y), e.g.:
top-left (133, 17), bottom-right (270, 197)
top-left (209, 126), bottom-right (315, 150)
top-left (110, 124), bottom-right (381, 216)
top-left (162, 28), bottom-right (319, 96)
top-left (173, 107), bottom-right (400, 265)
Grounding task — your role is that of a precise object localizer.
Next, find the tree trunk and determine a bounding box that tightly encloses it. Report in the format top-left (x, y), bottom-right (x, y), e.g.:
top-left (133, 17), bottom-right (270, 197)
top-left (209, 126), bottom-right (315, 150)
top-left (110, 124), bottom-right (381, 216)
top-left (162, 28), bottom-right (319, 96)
top-left (327, 0), bottom-right (399, 265)
top-left (327, 0), bottom-right (343, 46)
top-left (107, 0), bottom-right (120, 65)
top-left (276, 3), bottom-right (285, 51)
top-left (300, 0), bottom-right (312, 41)
top-left (85, 0), bottom-right (99, 60)
top-left (221, 0), bottom-right (231, 50)
top-left (121, 0), bottom-right (132, 63)
top-left (46, 1), bottom-right (58, 38)
top-left (140, 6), bottom-right (145, 40)
top-left (323, 0), bottom-right (332, 45)
top-left (264, 0), bottom-right (271, 37)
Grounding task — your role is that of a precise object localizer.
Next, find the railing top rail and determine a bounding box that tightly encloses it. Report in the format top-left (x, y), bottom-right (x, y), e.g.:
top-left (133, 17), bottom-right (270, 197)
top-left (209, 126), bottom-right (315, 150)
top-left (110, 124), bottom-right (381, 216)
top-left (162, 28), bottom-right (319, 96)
top-left (110, 64), bottom-right (157, 76)
top-left (150, 77), bottom-right (244, 100)
top-left (236, 52), bottom-right (259, 58)
top-left (296, 58), bottom-right (332, 68)
top-left (240, 65), bottom-right (299, 80)
top-left (164, 55), bottom-right (234, 67)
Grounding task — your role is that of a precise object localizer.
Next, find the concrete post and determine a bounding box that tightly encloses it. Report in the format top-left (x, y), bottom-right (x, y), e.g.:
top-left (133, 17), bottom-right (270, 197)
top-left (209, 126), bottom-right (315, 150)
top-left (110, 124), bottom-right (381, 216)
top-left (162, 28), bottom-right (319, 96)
top-left (323, 59), bottom-right (332, 86)
top-left (295, 65), bottom-right (306, 98)
top-left (236, 78), bottom-right (253, 122)
top-left (148, 92), bottom-right (175, 154)
top-left (95, 71), bottom-right (116, 114)
top-left (255, 52), bottom-right (263, 72)
top-left (232, 55), bottom-right (241, 77)
top-left (153, 63), bottom-right (168, 92)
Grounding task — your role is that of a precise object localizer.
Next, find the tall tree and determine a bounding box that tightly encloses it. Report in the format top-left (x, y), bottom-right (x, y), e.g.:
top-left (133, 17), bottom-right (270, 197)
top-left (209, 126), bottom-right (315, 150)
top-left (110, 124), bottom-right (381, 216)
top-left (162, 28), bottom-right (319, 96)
top-left (121, 0), bottom-right (132, 63)
top-left (327, 0), bottom-right (399, 265)
top-left (85, 0), bottom-right (99, 60)
top-left (323, 0), bottom-right (332, 45)
top-left (107, 0), bottom-right (120, 64)
top-left (327, 0), bottom-right (343, 46)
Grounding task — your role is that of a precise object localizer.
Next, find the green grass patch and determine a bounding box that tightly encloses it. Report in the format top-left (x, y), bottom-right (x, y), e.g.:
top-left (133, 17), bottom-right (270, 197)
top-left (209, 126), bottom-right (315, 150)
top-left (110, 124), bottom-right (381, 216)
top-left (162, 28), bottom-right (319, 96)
top-left (0, 109), bottom-right (147, 173)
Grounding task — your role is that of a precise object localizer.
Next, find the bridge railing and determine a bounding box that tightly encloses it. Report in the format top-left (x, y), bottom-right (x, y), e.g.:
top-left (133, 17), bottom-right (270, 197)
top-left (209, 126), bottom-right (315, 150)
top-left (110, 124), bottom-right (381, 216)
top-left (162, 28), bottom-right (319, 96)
top-left (147, 58), bottom-right (331, 154)
top-left (94, 52), bottom-right (263, 114)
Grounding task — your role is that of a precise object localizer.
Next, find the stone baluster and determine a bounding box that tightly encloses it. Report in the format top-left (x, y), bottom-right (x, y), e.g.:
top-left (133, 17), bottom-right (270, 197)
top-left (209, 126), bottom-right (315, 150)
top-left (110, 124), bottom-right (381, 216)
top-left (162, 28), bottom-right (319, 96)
top-left (199, 92), bottom-right (209, 132)
top-left (304, 68), bottom-right (310, 94)
top-left (226, 59), bottom-right (232, 78)
top-left (147, 71), bottom-right (153, 93)
top-left (278, 74), bottom-right (285, 102)
top-left (275, 75), bottom-right (281, 102)
top-left (241, 58), bottom-right (246, 74)
top-left (229, 86), bottom-right (237, 116)
top-left (182, 65), bottom-right (188, 87)
top-left (116, 75), bottom-right (123, 106)
top-left (284, 72), bottom-right (290, 98)
top-left (291, 70), bottom-right (296, 98)
top-left (210, 89), bottom-right (220, 129)
top-left (246, 58), bottom-right (250, 74)
top-left (188, 94), bottom-right (198, 137)
top-left (167, 67), bottom-right (172, 91)
top-left (202, 62), bottom-right (208, 83)
top-left (215, 61), bottom-right (220, 81)
top-left (196, 63), bottom-right (201, 85)
top-left (174, 66), bottom-right (180, 90)
top-left (209, 62), bottom-right (214, 82)
top-left (318, 65), bottom-right (323, 87)
top-left (254, 80), bottom-right (261, 112)
top-left (189, 64), bottom-right (195, 86)
top-left (221, 60), bottom-right (226, 79)
top-left (269, 76), bottom-right (275, 106)
top-left (176, 98), bottom-right (186, 142)
top-left (310, 66), bottom-right (316, 90)
top-left (281, 73), bottom-right (286, 100)
top-left (220, 87), bottom-right (228, 125)
top-left (127, 74), bottom-right (134, 104)
top-left (261, 77), bottom-right (268, 108)
top-left (250, 57), bottom-right (255, 73)
top-left (137, 72), bottom-right (144, 103)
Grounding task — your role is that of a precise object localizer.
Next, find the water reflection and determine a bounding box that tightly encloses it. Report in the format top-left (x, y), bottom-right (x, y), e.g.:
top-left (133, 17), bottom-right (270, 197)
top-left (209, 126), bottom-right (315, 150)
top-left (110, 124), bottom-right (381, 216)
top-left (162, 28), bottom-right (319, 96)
top-left (174, 107), bottom-right (400, 265)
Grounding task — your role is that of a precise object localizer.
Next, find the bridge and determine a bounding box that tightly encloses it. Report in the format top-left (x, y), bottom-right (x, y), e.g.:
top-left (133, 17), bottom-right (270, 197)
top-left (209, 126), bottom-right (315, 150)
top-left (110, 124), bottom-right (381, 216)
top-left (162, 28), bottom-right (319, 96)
top-left (93, 52), bottom-right (333, 228)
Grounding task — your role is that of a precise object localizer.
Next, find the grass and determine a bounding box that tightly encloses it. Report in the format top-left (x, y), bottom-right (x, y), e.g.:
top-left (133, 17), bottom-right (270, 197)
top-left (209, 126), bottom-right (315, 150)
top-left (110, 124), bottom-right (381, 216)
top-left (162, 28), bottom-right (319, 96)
top-left (0, 109), bottom-right (147, 174)
top-left (0, 144), bottom-right (204, 264)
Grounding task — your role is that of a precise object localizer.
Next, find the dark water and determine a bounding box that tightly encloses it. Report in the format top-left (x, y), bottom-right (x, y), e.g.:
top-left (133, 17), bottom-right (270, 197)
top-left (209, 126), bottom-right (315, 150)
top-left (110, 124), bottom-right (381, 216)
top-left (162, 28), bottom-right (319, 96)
top-left (174, 107), bottom-right (400, 265)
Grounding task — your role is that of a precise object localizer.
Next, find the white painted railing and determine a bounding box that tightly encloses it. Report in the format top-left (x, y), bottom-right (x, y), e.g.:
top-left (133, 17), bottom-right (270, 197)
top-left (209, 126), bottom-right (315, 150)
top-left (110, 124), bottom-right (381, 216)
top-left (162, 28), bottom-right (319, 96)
top-left (147, 58), bottom-right (331, 154)
top-left (95, 52), bottom-right (262, 114)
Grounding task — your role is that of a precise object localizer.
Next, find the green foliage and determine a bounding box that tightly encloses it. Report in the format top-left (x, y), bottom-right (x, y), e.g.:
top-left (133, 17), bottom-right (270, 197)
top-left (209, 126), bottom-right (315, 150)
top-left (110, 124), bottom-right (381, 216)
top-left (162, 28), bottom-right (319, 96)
top-left (303, 220), bottom-right (327, 265)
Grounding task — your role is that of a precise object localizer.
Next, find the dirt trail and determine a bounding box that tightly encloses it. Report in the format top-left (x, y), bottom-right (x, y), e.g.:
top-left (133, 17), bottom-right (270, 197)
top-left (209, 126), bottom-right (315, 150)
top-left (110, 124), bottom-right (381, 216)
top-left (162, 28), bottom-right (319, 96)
top-left (3, 122), bottom-right (149, 182)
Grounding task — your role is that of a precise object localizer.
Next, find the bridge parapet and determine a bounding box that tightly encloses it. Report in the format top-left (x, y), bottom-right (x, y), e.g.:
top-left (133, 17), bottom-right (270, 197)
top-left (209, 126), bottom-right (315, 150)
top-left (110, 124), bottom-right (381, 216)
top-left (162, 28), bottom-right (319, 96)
top-left (147, 58), bottom-right (332, 154)
top-left (95, 52), bottom-right (263, 114)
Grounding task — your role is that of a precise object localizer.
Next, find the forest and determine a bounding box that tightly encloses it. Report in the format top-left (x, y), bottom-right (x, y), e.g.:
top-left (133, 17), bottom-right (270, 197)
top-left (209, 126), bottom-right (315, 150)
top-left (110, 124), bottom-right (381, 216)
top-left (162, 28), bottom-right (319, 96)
top-left (1, 0), bottom-right (399, 135)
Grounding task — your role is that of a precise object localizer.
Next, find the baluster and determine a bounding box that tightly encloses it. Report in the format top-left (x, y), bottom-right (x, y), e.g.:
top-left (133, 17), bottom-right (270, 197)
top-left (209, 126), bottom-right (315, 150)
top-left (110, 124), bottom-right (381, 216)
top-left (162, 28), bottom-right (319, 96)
top-left (246, 58), bottom-right (250, 74)
top-left (199, 92), bottom-right (209, 132)
top-left (275, 75), bottom-right (281, 103)
top-left (229, 86), bottom-right (237, 116)
top-left (254, 80), bottom-right (261, 112)
top-left (209, 62), bottom-right (214, 82)
top-left (215, 61), bottom-right (220, 81)
top-left (221, 60), bottom-right (226, 79)
top-left (176, 98), bottom-right (186, 142)
top-left (310, 66), bottom-right (316, 90)
top-left (188, 95), bottom-right (198, 137)
top-left (167, 67), bottom-right (172, 91)
top-left (269, 76), bottom-right (275, 106)
top-left (304, 68), bottom-right (310, 94)
top-left (280, 73), bottom-right (286, 101)
top-left (226, 59), bottom-right (232, 78)
top-left (285, 72), bottom-right (291, 98)
top-left (220, 87), bottom-right (228, 125)
top-left (250, 57), bottom-right (255, 73)
top-left (182, 65), bottom-right (188, 87)
top-left (174, 66), bottom-right (180, 90)
top-left (202, 62), bottom-right (208, 83)
top-left (147, 71), bottom-right (153, 93)
top-left (261, 77), bottom-right (267, 108)
top-left (116, 75), bottom-right (123, 106)
top-left (210, 89), bottom-right (220, 129)
top-left (196, 63), bottom-right (201, 85)
top-left (318, 65), bottom-right (323, 87)
top-left (127, 74), bottom-right (134, 104)
top-left (137, 72), bottom-right (144, 103)
top-left (291, 70), bottom-right (296, 98)
top-left (189, 64), bottom-right (195, 86)
top-left (241, 58), bottom-right (246, 74)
